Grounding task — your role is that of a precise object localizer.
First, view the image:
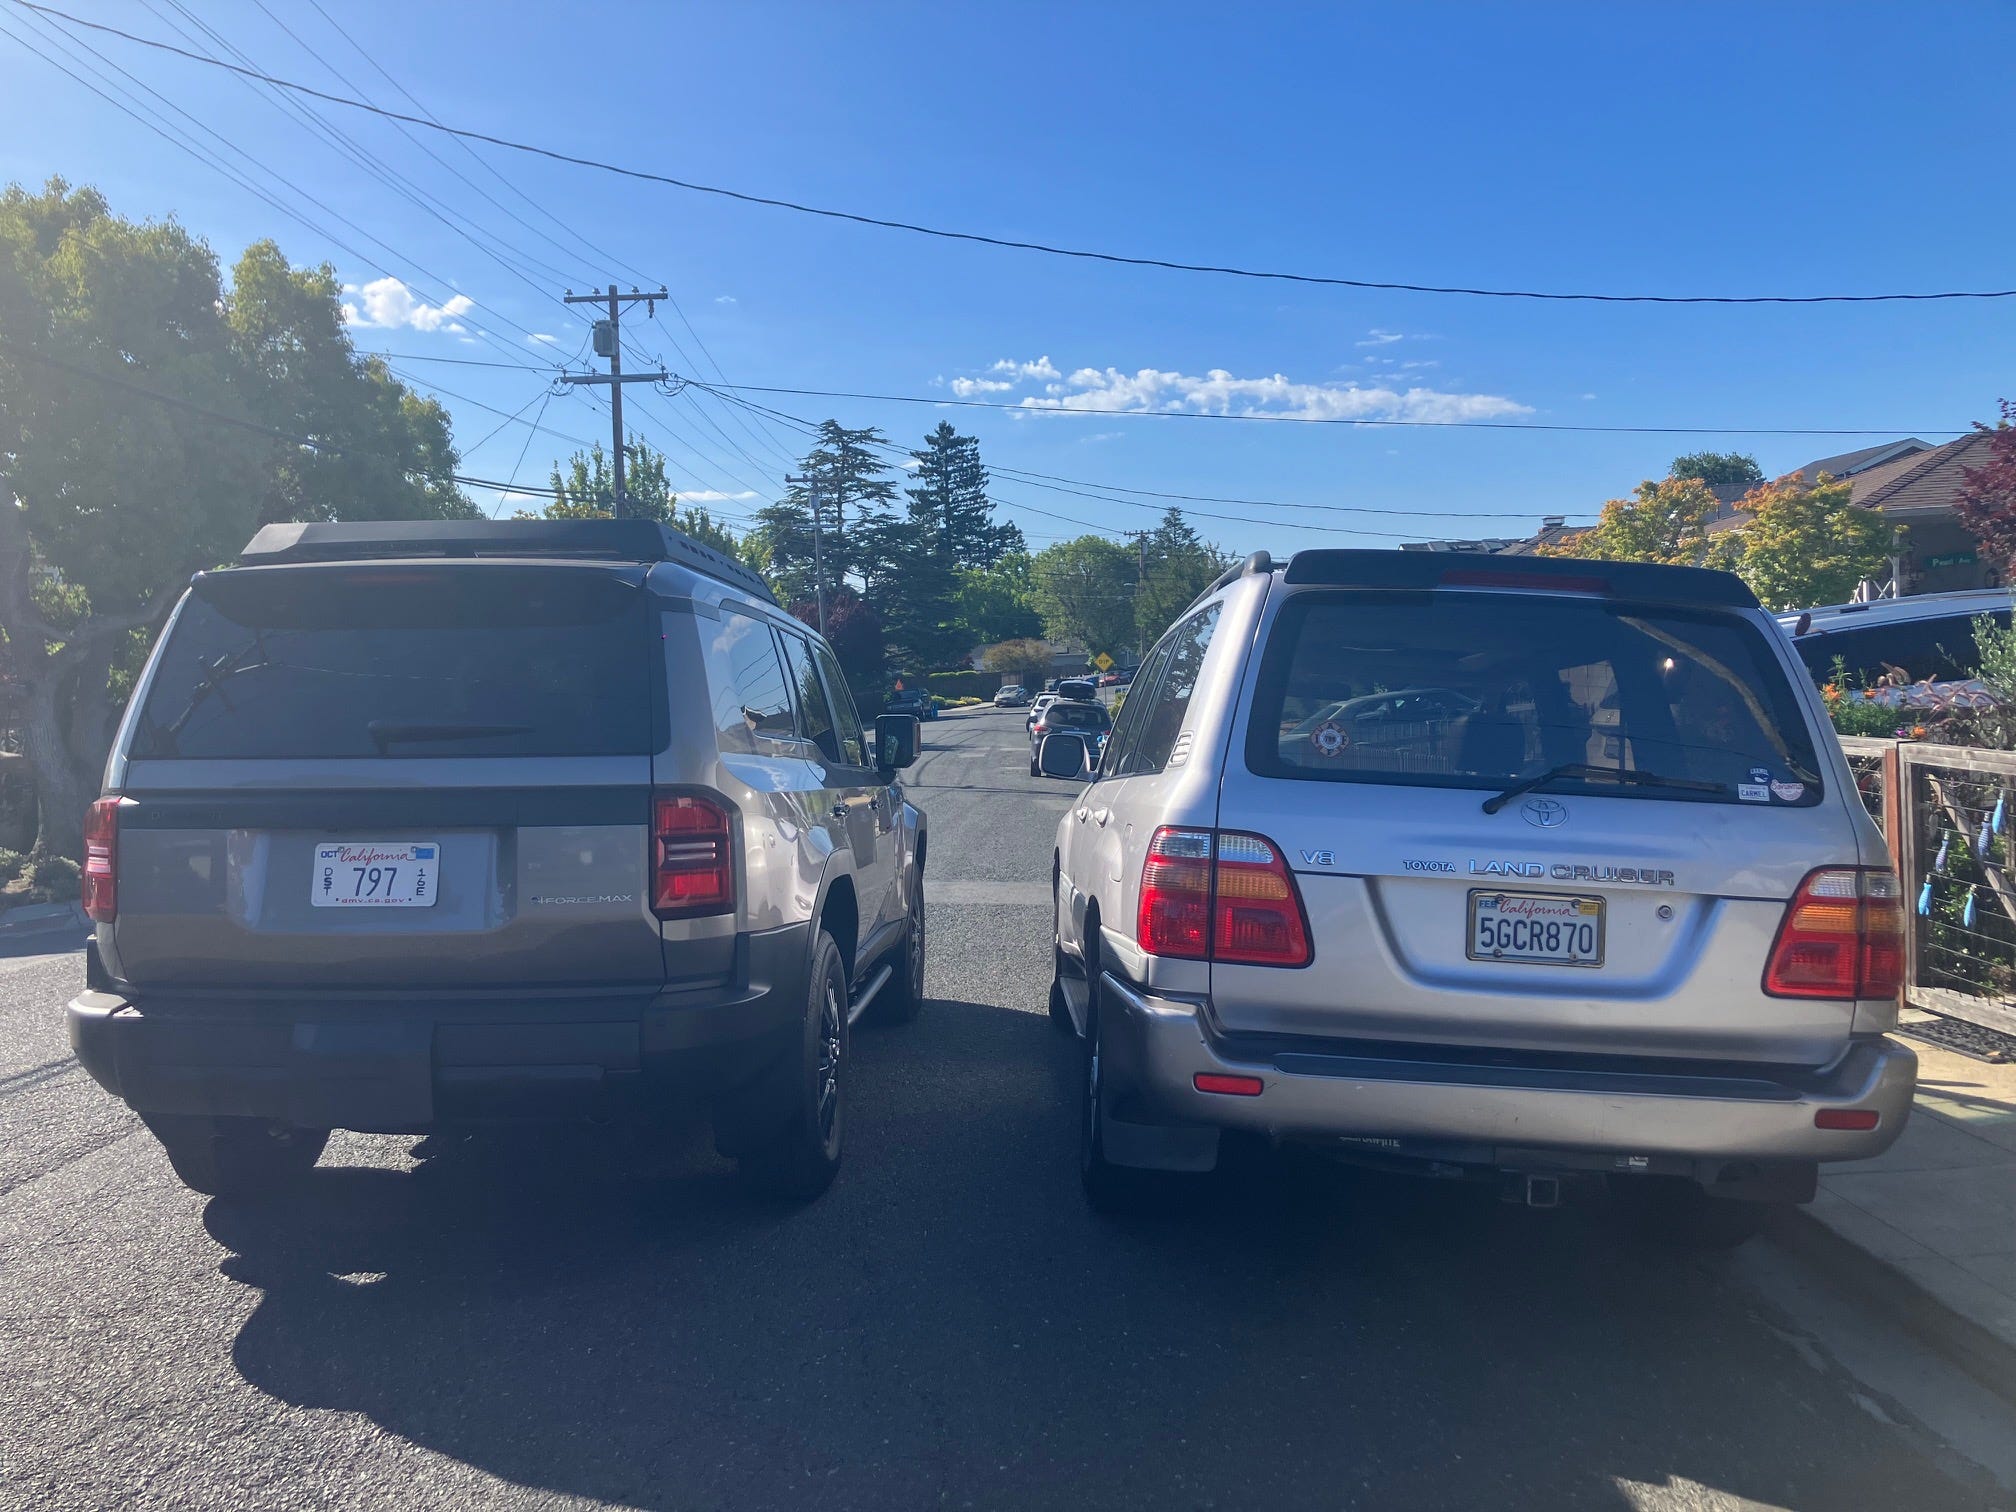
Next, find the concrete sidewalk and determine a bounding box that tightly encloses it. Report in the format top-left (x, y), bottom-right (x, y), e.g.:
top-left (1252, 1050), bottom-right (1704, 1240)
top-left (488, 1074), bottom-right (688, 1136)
top-left (1786, 1020), bottom-right (2016, 1386)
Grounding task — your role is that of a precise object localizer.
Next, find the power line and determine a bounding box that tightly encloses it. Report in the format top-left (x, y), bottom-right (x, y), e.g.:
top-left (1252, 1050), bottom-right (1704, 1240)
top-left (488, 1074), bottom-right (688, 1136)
top-left (689, 378), bottom-right (1968, 439)
top-left (14, 0), bottom-right (2013, 308)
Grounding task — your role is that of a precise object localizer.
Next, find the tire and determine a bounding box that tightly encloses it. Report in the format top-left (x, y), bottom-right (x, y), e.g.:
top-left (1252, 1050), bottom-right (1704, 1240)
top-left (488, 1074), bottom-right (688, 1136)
top-left (1077, 980), bottom-right (1166, 1214)
top-left (868, 882), bottom-right (925, 1025)
top-left (143, 1113), bottom-right (328, 1199)
top-left (738, 929), bottom-right (848, 1202)
top-left (1029, 752), bottom-right (1040, 777)
top-left (1607, 1175), bottom-right (1772, 1250)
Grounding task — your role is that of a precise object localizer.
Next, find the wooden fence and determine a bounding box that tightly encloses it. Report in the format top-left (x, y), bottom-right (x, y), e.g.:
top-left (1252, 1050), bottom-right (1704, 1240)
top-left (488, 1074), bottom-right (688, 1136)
top-left (1840, 735), bottom-right (2016, 1037)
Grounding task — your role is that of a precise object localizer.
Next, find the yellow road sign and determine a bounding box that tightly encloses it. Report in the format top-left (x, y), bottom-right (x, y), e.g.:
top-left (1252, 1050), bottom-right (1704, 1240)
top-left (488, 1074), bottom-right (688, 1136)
top-left (1091, 652), bottom-right (1114, 672)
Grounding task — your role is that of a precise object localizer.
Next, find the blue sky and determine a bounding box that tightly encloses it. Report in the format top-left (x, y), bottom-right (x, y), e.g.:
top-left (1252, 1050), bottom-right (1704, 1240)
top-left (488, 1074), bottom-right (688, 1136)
top-left (4, 0), bottom-right (2013, 556)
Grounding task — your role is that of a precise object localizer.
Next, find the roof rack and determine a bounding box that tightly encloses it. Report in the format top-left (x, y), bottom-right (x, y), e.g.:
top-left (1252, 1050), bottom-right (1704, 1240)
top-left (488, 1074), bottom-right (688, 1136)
top-left (1183, 551), bottom-right (1274, 615)
top-left (1281, 549), bottom-right (1758, 608)
top-left (237, 519), bottom-right (776, 604)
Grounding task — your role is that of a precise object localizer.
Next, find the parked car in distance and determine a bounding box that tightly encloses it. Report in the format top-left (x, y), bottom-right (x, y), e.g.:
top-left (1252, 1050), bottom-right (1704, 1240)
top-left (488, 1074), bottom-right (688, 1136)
top-left (887, 686), bottom-right (940, 721)
top-left (1781, 588), bottom-right (2012, 687)
top-left (1045, 548), bottom-right (1913, 1247)
top-left (993, 685), bottom-right (1031, 708)
top-left (1029, 696), bottom-right (1111, 776)
top-left (1026, 692), bottom-right (1059, 731)
top-left (70, 519), bottom-right (928, 1205)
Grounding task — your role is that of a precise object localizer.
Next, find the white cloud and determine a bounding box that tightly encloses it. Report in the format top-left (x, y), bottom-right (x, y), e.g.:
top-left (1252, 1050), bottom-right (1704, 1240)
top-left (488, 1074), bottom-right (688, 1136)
top-left (951, 376), bottom-right (1016, 398)
top-left (714, 294), bottom-right (737, 305)
top-left (989, 355), bottom-right (1061, 381)
top-left (992, 362), bottom-right (1530, 425)
top-left (527, 332), bottom-right (558, 345)
top-left (1356, 328), bottom-right (1434, 347)
top-left (341, 277), bottom-right (476, 333)
top-left (680, 489), bottom-right (758, 503)
top-left (1581, 392), bottom-right (1598, 401)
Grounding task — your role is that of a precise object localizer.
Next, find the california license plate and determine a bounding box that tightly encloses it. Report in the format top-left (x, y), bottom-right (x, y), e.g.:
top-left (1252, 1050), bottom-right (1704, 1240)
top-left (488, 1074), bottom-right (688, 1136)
top-left (312, 842), bottom-right (439, 908)
top-left (1468, 890), bottom-right (1604, 967)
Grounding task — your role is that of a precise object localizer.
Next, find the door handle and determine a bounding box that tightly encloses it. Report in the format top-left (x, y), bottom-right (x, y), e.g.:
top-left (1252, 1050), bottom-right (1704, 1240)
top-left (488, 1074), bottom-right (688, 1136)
top-left (1092, 807), bottom-right (1111, 827)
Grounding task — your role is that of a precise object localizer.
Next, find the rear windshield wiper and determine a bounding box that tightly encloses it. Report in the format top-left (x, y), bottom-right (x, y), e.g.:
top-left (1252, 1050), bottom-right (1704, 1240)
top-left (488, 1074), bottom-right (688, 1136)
top-left (1482, 763), bottom-right (1730, 814)
top-left (367, 721), bottom-right (533, 753)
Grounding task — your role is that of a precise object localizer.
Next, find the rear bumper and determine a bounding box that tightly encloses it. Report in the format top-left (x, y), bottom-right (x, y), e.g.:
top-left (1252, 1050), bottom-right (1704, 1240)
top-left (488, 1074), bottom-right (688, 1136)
top-left (1099, 973), bottom-right (1917, 1166)
top-left (68, 922), bottom-right (811, 1134)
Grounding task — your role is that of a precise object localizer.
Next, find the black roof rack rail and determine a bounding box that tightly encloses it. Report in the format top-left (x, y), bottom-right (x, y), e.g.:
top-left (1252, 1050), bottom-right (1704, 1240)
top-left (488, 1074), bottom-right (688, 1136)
top-left (1281, 549), bottom-right (1758, 609)
top-left (237, 519), bottom-right (777, 604)
top-left (1183, 551), bottom-right (1274, 616)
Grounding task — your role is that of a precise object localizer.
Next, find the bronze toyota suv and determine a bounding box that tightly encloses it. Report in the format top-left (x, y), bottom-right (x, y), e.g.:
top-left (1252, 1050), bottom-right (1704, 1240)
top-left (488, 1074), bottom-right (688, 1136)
top-left (70, 520), bottom-right (925, 1203)
top-left (1042, 550), bottom-right (1914, 1246)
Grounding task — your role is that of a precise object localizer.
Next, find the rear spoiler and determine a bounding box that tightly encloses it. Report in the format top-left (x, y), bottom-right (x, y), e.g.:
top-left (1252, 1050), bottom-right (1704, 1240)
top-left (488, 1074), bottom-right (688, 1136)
top-left (1281, 549), bottom-right (1759, 609)
top-left (238, 519), bottom-right (776, 604)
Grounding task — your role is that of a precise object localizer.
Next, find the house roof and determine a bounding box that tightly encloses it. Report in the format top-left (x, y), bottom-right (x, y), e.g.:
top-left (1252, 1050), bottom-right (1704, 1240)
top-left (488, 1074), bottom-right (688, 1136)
top-left (1398, 537), bottom-right (1521, 554)
top-left (1797, 438), bottom-right (1934, 487)
top-left (1840, 431), bottom-right (1992, 515)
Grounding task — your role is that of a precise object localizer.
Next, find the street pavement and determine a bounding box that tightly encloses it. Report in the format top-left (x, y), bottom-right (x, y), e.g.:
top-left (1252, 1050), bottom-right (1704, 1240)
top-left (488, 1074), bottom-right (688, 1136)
top-left (1, 705), bottom-right (2011, 1511)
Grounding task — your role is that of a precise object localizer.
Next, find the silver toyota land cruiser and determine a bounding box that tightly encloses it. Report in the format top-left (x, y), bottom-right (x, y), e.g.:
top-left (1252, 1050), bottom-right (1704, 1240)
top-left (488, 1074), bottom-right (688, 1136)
top-left (70, 519), bottom-right (925, 1204)
top-left (1042, 549), bottom-right (1914, 1245)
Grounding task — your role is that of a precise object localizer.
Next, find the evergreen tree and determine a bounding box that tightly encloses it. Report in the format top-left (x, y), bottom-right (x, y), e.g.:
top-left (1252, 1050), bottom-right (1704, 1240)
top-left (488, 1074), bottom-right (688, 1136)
top-left (1134, 508), bottom-right (1231, 648)
top-left (750, 420), bottom-right (896, 605)
top-left (523, 438), bottom-right (739, 554)
top-left (905, 421), bottom-right (1023, 569)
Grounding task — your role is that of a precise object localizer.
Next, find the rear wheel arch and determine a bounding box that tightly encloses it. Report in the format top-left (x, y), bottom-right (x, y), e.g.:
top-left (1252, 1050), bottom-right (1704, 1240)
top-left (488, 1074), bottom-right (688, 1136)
top-left (816, 872), bottom-right (859, 987)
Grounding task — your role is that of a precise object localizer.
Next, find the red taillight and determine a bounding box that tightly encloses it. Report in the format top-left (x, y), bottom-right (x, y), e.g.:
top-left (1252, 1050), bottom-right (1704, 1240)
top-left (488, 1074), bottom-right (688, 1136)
top-left (1138, 827), bottom-right (1212, 959)
top-left (82, 797), bottom-right (120, 923)
top-left (652, 794), bottom-right (733, 919)
top-left (1815, 1108), bottom-right (1881, 1131)
top-left (1137, 827), bottom-right (1312, 968)
top-left (1764, 867), bottom-right (1903, 1000)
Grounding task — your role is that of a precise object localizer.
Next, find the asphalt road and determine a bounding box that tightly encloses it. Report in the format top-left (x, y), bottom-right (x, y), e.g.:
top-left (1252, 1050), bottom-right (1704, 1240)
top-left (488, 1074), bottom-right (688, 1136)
top-left (1, 705), bottom-right (2010, 1511)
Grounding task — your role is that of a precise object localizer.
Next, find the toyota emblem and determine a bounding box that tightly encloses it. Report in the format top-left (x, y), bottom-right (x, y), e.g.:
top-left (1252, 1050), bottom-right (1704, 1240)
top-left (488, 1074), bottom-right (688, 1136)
top-left (1521, 798), bottom-right (1568, 829)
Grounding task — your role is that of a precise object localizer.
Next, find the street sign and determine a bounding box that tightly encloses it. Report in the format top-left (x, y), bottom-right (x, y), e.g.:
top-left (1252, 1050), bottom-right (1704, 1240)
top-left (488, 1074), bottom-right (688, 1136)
top-left (1091, 652), bottom-right (1114, 672)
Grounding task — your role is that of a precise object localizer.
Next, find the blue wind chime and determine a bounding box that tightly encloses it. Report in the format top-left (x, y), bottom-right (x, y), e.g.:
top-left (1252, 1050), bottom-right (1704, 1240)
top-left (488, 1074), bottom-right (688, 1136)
top-left (1919, 791), bottom-right (2006, 923)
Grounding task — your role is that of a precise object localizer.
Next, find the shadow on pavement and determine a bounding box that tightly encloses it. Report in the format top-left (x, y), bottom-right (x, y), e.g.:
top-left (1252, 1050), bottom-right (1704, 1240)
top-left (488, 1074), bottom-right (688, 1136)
top-left (206, 997), bottom-right (1995, 1512)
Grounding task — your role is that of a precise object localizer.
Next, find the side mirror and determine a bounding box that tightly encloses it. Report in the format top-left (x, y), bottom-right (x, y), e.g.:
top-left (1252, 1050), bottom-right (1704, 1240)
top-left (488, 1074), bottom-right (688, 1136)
top-left (875, 713), bottom-right (920, 771)
top-left (1037, 732), bottom-right (1089, 780)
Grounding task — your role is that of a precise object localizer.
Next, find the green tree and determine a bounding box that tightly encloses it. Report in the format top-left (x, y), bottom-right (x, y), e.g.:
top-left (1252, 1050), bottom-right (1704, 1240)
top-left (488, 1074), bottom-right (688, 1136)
top-left (975, 637), bottom-right (1053, 684)
top-left (0, 179), bottom-right (475, 855)
top-left (1669, 451), bottom-right (1764, 488)
top-left (749, 420), bottom-right (895, 604)
top-left (904, 421), bottom-right (1023, 569)
top-left (1545, 476), bottom-right (1723, 567)
top-left (1705, 474), bottom-right (1894, 611)
top-left (853, 496), bottom-right (968, 674)
top-left (525, 439), bottom-right (739, 554)
top-left (953, 550), bottom-right (1043, 644)
top-left (1031, 535), bottom-right (1137, 658)
top-left (1134, 508), bottom-right (1230, 649)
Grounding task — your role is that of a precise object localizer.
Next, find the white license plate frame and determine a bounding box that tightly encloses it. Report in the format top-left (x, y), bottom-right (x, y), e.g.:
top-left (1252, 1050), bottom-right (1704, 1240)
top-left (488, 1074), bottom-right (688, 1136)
top-left (311, 842), bottom-right (440, 908)
top-left (1466, 889), bottom-right (1605, 968)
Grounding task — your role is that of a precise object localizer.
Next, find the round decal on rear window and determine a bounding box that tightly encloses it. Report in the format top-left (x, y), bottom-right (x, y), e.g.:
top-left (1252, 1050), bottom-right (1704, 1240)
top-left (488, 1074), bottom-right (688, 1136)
top-left (1312, 720), bottom-right (1351, 757)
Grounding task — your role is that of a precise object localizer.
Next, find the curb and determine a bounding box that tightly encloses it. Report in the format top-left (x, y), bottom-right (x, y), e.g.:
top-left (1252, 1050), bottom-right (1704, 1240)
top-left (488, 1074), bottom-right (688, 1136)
top-left (1766, 1204), bottom-right (2016, 1403)
top-left (0, 901), bottom-right (88, 936)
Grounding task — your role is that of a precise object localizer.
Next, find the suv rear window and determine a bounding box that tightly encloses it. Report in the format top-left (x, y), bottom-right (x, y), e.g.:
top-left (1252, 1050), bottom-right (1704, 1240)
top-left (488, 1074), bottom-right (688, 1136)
top-left (1247, 591), bottom-right (1823, 806)
top-left (132, 566), bottom-right (653, 759)
top-left (1043, 702), bottom-right (1110, 730)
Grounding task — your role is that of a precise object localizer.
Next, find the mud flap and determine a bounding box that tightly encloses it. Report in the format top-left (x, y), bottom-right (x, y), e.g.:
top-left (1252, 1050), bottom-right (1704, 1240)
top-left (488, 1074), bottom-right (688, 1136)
top-left (1099, 1104), bottom-right (1221, 1172)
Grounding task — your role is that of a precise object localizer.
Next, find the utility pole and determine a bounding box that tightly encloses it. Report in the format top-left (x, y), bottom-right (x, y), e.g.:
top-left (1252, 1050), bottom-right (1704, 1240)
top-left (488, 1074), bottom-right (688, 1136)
top-left (1129, 529), bottom-right (1149, 664)
top-left (784, 472), bottom-right (827, 636)
top-left (560, 285), bottom-right (668, 518)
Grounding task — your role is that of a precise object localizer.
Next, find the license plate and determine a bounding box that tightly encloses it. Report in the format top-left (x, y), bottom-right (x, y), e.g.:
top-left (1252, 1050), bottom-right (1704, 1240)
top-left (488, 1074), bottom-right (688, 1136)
top-left (312, 842), bottom-right (439, 908)
top-left (1467, 889), bottom-right (1604, 967)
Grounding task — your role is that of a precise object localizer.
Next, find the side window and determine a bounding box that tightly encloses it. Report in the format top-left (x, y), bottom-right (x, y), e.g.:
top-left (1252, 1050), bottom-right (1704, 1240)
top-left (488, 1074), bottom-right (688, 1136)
top-left (1103, 638), bottom-right (1176, 779)
top-left (1123, 603), bottom-right (1222, 778)
top-left (780, 632), bottom-right (841, 764)
top-left (813, 642), bottom-right (868, 766)
top-left (708, 610), bottom-right (796, 753)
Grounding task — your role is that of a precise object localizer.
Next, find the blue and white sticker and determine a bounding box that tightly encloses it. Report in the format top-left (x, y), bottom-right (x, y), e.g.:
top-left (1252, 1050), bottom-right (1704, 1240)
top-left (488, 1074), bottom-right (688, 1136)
top-left (1748, 767), bottom-right (1772, 787)
top-left (1738, 783), bottom-right (1771, 803)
